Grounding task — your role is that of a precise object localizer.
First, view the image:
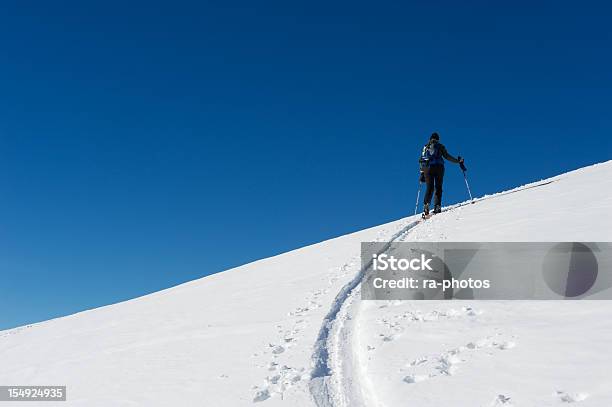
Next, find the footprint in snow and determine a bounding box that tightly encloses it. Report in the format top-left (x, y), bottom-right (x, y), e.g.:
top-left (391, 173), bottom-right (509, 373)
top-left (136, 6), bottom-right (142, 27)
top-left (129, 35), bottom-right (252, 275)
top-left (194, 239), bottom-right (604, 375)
top-left (556, 391), bottom-right (589, 403)
top-left (403, 374), bottom-right (430, 384)
top-left (497, 341), bottom-right (516, 350)
top-left (436, 353), bottom-right (463, 376)
top-left (289, 307), bottom-right (311, 316)
top-left (489, 394), bottom-right (512, 406)
top-left (408, 356), bottom-right (428, 366)
top-left (267, 375), bottom-right (281, 385)
top-left (462, 306), bottom-right (481, 316)
top-left (271, 345), bottom-right (285, 354)
top-left (253, 365), bottom-right (305, 402)
top-left (253, 389), bottom-right (270, 402)
top-left (380, 334), bottom-right (397, 342)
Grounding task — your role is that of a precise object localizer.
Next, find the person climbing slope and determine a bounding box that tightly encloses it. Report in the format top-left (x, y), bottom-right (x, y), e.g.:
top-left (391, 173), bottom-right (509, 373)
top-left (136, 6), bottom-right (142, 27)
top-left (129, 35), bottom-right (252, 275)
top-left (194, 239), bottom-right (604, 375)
top-left (419, 132), bottom-right (464, 218)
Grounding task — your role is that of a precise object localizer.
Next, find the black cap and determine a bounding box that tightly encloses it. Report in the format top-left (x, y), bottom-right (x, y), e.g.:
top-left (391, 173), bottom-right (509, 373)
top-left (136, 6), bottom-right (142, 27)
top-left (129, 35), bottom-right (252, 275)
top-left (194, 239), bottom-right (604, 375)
top-left (430, 132), bottom-right (440, 141)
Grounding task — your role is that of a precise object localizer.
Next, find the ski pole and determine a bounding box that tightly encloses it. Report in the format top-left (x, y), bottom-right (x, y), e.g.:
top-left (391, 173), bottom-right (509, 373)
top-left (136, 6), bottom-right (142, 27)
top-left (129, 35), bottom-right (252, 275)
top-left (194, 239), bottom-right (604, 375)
top-left (459, 160), bottom-right (474, 203)
top-left (414, 174), bottom-right (423, 215)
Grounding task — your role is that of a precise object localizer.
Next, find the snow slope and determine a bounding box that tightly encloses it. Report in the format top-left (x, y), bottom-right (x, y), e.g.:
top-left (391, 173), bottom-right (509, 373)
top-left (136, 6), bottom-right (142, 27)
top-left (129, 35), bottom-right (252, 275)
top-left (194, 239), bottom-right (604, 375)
top-left (0, 212), bottom-right (414, 406)
top-left (1, 161), bottom-right (612, 407)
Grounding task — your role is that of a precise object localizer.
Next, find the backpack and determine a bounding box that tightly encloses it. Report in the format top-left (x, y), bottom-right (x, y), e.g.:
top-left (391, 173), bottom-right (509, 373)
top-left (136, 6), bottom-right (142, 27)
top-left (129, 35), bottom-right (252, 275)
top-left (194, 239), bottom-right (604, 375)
top-left (420, 141), bottom-right (444, 168)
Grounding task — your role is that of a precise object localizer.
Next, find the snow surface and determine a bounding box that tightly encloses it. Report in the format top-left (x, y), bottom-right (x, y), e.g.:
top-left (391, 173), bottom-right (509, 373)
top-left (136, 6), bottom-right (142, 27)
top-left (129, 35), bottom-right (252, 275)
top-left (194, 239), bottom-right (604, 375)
top-left (2, 161), bottom-right (612, 406)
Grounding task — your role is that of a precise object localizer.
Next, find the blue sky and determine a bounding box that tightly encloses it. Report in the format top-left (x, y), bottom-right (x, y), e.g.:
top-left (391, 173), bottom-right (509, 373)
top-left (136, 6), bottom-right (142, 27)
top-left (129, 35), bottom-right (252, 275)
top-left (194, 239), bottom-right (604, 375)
top-left (1, 1), bottom-right (610, 329)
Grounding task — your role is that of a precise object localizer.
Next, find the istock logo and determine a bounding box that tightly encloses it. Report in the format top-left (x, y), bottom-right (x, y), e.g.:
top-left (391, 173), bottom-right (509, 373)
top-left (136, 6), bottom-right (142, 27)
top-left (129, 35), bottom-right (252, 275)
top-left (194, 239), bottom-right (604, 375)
top-left (372, 253), bottom-right (433, 271)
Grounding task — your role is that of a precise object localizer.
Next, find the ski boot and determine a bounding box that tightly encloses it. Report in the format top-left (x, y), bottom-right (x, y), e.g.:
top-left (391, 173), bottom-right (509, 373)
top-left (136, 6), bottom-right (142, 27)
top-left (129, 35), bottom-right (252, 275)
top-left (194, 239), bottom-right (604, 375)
top-left (433, 204), bottom-right (442, 214)
top-left (422, 203), bottom-right (430, 219)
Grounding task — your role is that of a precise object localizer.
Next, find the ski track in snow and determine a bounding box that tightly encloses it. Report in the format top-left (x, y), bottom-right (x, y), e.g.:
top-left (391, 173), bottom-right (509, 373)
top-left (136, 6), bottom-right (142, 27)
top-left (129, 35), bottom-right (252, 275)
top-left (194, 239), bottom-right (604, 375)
top-left (306, 175), bottom-right (583, 407)
top-left (307, 218), bottom-right (421, 407)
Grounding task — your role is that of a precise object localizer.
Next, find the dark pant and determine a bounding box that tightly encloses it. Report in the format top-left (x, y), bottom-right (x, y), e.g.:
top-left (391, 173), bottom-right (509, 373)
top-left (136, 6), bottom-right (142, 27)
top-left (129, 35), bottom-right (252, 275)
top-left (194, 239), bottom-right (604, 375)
top-left (423, 165), bottom-right (444, 207)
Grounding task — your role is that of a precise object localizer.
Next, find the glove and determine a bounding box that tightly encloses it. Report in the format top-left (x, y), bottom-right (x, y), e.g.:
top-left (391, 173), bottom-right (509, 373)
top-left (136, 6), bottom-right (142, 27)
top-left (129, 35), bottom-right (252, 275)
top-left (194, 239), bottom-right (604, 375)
top-left (458, 155), bottom-right (464, 163)
top-left (419, 171), bottom-right (425, 183)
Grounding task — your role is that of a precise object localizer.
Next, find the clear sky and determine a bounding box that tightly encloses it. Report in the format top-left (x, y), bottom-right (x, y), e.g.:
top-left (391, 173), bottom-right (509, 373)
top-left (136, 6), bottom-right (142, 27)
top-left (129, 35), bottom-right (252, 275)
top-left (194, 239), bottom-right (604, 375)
top-left (1, 1), bottom-right (610, 330)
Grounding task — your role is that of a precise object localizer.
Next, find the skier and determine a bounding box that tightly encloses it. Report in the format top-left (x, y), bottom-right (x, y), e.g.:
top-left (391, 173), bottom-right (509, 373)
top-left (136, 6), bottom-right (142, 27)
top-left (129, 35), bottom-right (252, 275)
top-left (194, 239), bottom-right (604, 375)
top-left (419, 132), bottom-right (464, 218)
